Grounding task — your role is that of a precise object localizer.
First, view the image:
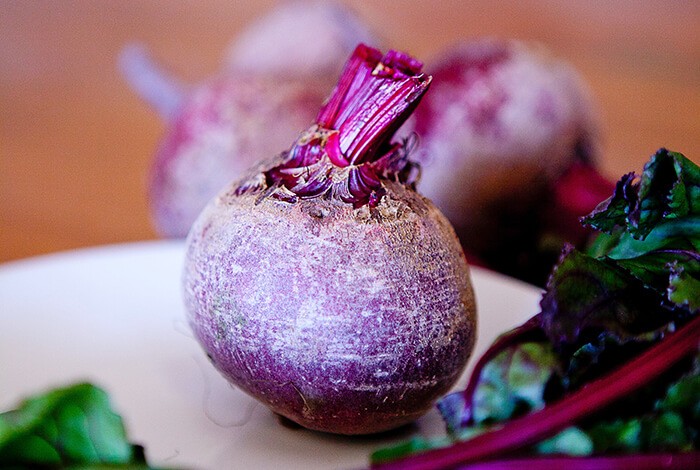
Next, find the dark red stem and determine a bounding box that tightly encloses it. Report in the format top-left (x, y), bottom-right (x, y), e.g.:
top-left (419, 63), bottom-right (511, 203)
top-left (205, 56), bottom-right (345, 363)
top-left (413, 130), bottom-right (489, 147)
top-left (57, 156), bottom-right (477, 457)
top-left (257, 43), bottom-right (430, 207)
top-left (372, 314), bottom-right (700, 470)
top-left (455, 453), bottom-right (700, 470)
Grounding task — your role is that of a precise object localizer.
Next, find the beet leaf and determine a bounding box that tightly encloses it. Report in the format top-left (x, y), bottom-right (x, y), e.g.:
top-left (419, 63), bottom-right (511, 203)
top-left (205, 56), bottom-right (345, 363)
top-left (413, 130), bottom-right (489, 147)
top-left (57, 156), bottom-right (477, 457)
top-left (0, 383), bottom-right (151, 468)
top-left (371, 149), bottom-right (699, 468)
top-left (371, 314), bottom-right (700, 469)
top-left (583, 148), bottom-right (700, 239)
top-left (539, 246), bottom-right (676, 347)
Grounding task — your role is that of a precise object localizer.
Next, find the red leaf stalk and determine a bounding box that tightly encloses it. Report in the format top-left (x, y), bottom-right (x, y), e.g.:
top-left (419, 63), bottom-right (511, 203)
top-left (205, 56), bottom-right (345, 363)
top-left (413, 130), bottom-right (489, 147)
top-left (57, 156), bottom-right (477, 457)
top-left (373, 314), bottom-right (700, 470)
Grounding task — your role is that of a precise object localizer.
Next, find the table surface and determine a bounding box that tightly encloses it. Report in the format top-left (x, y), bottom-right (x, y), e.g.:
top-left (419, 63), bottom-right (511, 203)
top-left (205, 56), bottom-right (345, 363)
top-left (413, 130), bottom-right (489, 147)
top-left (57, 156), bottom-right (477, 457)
top-left (2, 1), bottom-right (699, 262)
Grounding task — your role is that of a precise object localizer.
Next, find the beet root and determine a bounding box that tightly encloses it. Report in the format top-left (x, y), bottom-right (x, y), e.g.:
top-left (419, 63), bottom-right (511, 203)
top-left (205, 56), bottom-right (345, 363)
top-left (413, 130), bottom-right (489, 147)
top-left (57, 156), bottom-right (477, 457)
top-left (119, 44), bottom-right (328, 238)
top-left (147, 75), bottom-right (324, 238)
top-left (412, 39), bottom-right (601, 267)
top-left (184, 180), bottom-right (476, 434)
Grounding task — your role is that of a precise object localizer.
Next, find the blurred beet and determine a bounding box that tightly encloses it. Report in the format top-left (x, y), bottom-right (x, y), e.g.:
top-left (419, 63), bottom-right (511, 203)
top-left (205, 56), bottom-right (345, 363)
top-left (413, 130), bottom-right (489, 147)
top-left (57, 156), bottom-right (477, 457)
top-left (411, 38), bottom-right (608, 284)
top-left (120, 2), bottom-right (378, 237)
top-left (224, 0), bottom-right (378, 78)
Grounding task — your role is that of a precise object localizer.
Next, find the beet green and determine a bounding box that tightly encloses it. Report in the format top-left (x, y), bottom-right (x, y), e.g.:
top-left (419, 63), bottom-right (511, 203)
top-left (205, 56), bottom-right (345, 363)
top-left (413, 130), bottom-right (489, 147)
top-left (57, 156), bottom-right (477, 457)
top-left (371, 149), bottom-right (699, 468)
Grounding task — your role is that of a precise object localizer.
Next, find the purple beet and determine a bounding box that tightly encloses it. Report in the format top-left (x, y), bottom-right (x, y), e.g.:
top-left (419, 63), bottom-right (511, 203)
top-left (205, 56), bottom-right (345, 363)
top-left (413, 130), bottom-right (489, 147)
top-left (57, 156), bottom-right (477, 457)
top-left (412, 38), bottom-right (602, 263)
top-left (224, 0), bottom-right (378, 78)
top-left (121, 3), bottom-right (377, 238)
top-left (120, 45), bottom-right (326, 237)
top-left (183, 44), bottom-right (477, 435)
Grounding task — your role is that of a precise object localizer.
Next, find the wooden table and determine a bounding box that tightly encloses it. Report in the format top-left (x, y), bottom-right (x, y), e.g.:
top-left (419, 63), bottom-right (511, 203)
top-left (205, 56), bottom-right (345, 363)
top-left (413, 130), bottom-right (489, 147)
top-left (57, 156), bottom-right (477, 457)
top-left (1, 1), bottom-right (698, 262)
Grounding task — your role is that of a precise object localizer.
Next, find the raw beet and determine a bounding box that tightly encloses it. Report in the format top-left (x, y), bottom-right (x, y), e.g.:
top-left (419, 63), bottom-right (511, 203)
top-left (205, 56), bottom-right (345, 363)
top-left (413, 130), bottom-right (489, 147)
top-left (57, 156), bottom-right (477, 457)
top-left (183, 44), bottom-right (477, 435)
top-left (411, 38), bottom-right (602, 275)
top-left (146, 73), bottom-right (324, 237)
top-left (121, 0), bottom-right (378, 238)
top-left (224, 0), bottom-right (378, 78)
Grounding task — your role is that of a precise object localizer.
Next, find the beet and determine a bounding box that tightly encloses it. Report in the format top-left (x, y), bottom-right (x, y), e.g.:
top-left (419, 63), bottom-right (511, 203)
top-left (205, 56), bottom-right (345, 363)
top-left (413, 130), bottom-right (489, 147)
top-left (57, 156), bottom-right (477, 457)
top-left (183, 44), bottom-right (477, 435)
top-left (120, 45), bottom-right (326, 238)
top-left (121, 4), bottom-right (378, 239)
top-left (145, 73), bottom-right (324, 238)
top-left (411, 38), bottom-right (602, 271)
top-left (224, 0), bottom-right (378, 78)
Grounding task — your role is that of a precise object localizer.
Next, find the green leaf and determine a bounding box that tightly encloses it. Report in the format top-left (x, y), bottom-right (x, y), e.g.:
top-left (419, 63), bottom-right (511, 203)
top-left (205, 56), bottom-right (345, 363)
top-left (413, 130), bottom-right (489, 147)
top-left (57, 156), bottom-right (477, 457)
top-left (586, 227), bottom-right (624, 259)
top-left (580, 368), bottom-right (700, 454)
top-left (612, 250), bottom-right (699, 292)
top-left (642, 411), bottom-right (693, 451)
top-left (586, 418), bottom-right (642, 453)
top-left (597, 217), bottom-right (700, 260)
top-left (668, 264), bottom-right (700, 312)
top-left (583, 149), bottom-right (700, 240)
top-left (0, 383), bottom-right (146, 467)
top-left (535, 426), bottom-right (593, 456)
top-left (539, 247), bottom-right (673, 346)
top-left (472, 342), bottom-right (559, 424)
top-left (657, 370), bottom-right (700, 423)
top-left (582, 173), bottom-right (637, 234)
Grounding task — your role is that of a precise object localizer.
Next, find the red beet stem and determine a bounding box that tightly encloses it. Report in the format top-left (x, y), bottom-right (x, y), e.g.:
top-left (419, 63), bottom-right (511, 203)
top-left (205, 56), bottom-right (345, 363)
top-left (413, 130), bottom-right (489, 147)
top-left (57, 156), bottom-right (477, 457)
top-left (372, 314), bottom-right (700, 470)
top-left (454, 453), bottom-right (700, 470)
top-left (325, 48), bottom-right (428, 165)
top-left (260, 43), bottom-right (431, 207)
top-left (313, 43), bottom-right (430, 164)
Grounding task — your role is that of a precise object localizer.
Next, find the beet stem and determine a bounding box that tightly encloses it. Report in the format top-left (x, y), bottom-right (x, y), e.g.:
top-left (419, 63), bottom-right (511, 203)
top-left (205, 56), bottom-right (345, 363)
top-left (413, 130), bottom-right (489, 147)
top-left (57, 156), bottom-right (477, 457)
top-left (454, 452), bottom-right (700, 470)
top-left (259, 44), bottom-right (430, 206)
top-left (372, 314), bottom-right (700, 470)
top-left (316, 44), bottom-right (430, 165)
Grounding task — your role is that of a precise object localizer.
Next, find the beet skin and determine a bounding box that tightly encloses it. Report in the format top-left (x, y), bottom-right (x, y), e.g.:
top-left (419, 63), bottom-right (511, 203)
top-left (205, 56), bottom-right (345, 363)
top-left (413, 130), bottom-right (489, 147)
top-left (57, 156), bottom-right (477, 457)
top-left (183, 178), bottom-right (476, 434)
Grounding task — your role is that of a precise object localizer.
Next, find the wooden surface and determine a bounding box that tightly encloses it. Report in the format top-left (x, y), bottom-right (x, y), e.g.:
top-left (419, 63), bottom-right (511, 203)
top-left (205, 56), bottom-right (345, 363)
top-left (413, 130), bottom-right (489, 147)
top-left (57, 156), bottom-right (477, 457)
top-left (1, 1), bottom-right (698, 262)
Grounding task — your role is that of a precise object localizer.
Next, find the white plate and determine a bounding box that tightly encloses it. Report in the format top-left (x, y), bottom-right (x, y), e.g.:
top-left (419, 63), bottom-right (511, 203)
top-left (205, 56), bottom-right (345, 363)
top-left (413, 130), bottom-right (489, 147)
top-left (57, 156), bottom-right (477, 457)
top-left (0, 240), bottom-right (542, 469)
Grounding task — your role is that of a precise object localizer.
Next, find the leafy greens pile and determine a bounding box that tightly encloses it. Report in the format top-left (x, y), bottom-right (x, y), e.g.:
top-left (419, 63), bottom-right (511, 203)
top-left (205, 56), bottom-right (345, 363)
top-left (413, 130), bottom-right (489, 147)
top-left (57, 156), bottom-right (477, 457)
top-left (372, 148), bottom-right (700, 469)
top-left (0, 382), bottom-right (156, 469)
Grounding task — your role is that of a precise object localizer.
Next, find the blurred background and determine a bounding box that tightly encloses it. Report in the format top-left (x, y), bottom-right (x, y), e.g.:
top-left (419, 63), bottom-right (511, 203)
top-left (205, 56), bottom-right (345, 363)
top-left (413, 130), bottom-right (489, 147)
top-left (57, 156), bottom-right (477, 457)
top-left (1, 0), bottom-right (698, 262)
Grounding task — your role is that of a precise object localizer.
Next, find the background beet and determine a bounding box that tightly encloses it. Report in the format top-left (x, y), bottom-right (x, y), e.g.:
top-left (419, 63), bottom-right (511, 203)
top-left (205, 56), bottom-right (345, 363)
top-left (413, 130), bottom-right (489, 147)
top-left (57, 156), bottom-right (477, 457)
top-left (223, 0), bottom-right (378, 78)
top-left (412, 38), bottom-right (605, 282)
top-left (121, 1), bottom-right (379, 238)
top-left (5, 2), bottom-right (697, 264)
top-left (146, 74), bottom-right (324, 237)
